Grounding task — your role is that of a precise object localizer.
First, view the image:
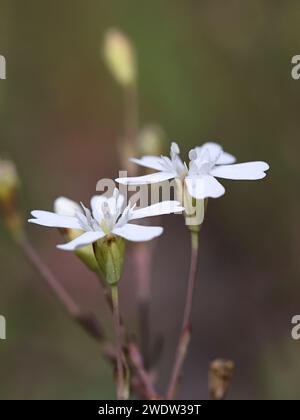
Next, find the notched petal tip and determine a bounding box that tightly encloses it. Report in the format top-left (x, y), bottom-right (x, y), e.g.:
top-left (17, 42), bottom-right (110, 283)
top-left (261, 162), bottom-right (270, 171)
top-left (210, 161), bottom-right (270, 181)
top-left (30, 210), bottom-right (40, 217)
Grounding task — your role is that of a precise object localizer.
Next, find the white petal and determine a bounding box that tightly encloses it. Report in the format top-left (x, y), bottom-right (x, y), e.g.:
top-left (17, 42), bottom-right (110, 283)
top-left (29, 211), bottom-right (82, 230)
top-left (210, 161), bottom-right (269, 180)
top-left (130, 201), bottom-right (184, 221)
top-left (54, 197), bottom-right (82, 217)
top-left (107, 191), bottom-right (125, 212)
top-left (57, 231), bottom-right (105, 251)
top-left (90, 195), bottom-right (106, 221)
top-left (116, 171), bottom-right (175, 185)
top-left (113, 224), bottom-right (163, 242)
top-left (131, 156), bottom-right (165, 171)
top-left (217, 151), bottom-right (236, 165)
top-left (185, 175), bottom-right (225, 199)
top-left (202, 142), bottom-right (236, 164)
top-left (190, 142), bottom-right (236, 165)
top-left (190, 142), bottom-right (221, 161)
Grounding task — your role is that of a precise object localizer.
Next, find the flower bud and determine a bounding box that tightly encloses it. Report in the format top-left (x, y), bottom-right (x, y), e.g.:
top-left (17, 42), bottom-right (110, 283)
top-left (93, 235), bottom-right (125, 285)
top-left (54, 197), bottom-right (99, 274)
top-left (209, 359), bottom-right (234, 400)
top-left (0, 158), bottom-right (23, 236)
top-left (103, 28), bottom-right (137, 87)
top-left (137, 124), bottom-right (167, 157)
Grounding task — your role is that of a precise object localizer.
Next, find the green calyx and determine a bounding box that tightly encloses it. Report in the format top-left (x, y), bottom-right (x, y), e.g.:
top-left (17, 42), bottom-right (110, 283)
top-left (64, 229), bottom-right (100, 274)
top-left (75, 246), bottom-right (100, 274)
top-left (175, 179), bottom-right (206, 228)
top-left (93, 235), bottom-right (126, 286)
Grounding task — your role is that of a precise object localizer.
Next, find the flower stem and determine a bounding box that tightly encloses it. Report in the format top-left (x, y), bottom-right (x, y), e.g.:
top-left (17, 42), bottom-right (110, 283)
top-left (128, 340), bottom-right (159, 399)
top-left (122, 83), bottom-right (139, 176)
top-left (124, 83), bottom-right (138, 147)
top-left (133, 242), bottom-right (152, 369)
top-left (167, 229), bottom-right (200, 400)
top-left (111, 284), bottom-right (126, 400)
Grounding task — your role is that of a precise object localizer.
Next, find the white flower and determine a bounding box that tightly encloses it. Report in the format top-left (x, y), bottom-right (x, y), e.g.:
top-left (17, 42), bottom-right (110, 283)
top-left (116, 142), bottom-right (270, 200)
top-left (28, 189), bottom-right (183, 251)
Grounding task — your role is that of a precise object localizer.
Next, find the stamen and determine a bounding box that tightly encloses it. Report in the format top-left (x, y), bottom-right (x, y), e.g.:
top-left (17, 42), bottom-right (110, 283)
top-left (75, 210), bottom-right (91, 231)
top-left (171, 142), bottom-right (180, 156)
top-left (80, 202), bottom-right (93, 225)
top-left (188, 149), bottom-right (197, 161)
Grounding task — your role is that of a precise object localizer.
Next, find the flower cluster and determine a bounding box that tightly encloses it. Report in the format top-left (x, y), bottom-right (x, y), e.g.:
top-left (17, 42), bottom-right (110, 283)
top-left (28, 141), bottom-right (269, 284)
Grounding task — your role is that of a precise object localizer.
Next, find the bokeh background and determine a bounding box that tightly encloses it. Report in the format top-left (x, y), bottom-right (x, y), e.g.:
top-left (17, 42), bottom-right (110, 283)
top-left (0, 0), bottom-right (299, 400)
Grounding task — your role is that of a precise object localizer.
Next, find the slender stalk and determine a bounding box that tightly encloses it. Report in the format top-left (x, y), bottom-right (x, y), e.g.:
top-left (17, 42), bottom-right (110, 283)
top-left (167, 229), bottom-right (200, 400)
top-left (111, 284), bottom-right (125, 400)
top-left (124, 83), bottom-right (138, 148)
top-left (128, 340), bottom-right (158, 400)
top-left (133, 242), bottom-right (153, 368)
top-left (122, 83), bottom-right (139, 177)
top-left (15, 235), bottom-right (103, 340)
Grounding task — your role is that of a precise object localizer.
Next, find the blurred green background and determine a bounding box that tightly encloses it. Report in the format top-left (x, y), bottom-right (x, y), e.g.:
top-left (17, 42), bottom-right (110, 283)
top-left (0, 0), bottom-right (300, 399)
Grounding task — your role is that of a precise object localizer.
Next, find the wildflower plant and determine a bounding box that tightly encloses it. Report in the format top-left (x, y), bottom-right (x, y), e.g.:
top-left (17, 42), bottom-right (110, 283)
top-left (116, 140), bottom-right (269, 398)
top-left (0, 29), bottom-right (270, 401)
top-left (29, 189), bottom-right (183, 399)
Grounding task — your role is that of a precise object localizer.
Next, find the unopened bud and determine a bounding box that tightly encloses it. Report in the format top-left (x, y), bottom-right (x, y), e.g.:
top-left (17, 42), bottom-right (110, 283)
top-left (0, 158), bottom-right (23, 236)
top-left (137, 124), bottom-right (167, 157)
top-left (103, 28), bottom-right (137, 87)
top-left (209, 359), bottom-right (234, 400)
top-left (93, 235), bottom-right (125, 285)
